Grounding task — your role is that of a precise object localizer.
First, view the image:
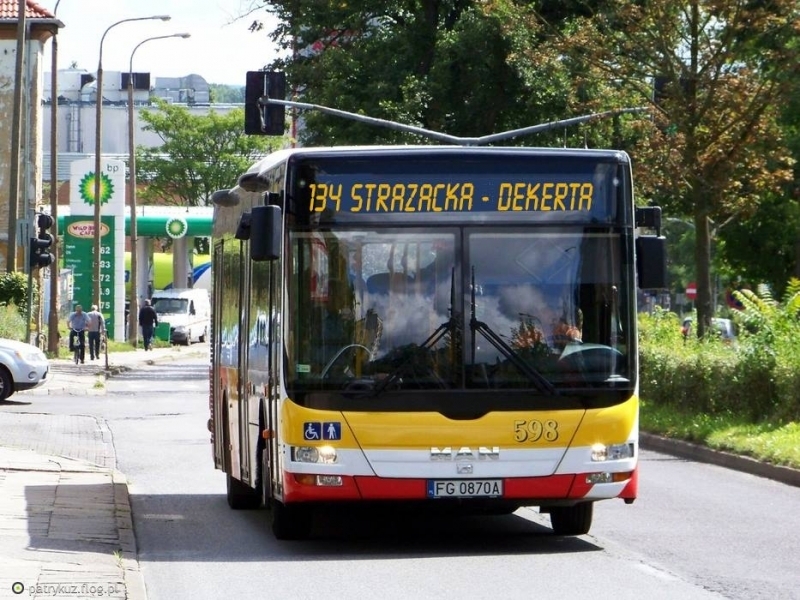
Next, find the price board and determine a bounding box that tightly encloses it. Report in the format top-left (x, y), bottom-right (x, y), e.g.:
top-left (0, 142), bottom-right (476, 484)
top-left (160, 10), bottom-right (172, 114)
top-left (63, 216), bottom-right (117, 339)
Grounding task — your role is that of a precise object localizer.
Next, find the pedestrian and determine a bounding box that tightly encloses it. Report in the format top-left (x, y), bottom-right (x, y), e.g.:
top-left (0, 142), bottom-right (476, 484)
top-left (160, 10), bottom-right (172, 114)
top-left (86, 304), bottom-right (105, 360)
top-left (66, 304), bottom-right (90, 363)
top-left (138, 299), bottom-right (159, 351)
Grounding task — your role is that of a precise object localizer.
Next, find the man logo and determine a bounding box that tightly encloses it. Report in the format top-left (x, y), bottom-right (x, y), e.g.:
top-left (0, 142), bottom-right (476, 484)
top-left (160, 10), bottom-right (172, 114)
top-left (430, 447), bottom-right (500, 461)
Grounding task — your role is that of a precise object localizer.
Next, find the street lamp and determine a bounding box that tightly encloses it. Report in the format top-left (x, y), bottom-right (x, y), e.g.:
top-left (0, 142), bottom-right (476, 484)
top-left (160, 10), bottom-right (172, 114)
top-left (127, 32), bottom-right (190, 346)
top-left (47, 0), bottom-right (63, 354)
top-left (93, 14), bottom-right (170, 316)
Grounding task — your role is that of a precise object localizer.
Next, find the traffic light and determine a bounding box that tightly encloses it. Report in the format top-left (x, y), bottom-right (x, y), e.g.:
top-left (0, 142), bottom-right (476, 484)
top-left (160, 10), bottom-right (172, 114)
top-left (29, 213), bottom-right (54, 270)
top-left (244, 70), bottom-right (286, 136)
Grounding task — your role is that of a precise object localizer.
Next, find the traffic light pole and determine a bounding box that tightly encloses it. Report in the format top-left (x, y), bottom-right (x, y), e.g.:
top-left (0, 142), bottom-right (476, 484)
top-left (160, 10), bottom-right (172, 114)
top-left (26, 212), bottom-right (55, 347)
top-left (24, 215), bottom-right (33, 344)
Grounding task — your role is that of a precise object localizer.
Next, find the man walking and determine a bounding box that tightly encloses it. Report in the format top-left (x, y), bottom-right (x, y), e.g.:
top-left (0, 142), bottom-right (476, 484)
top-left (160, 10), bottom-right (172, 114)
top-left (86, 305), bottom-right (105, 360)
top-left (138, 299), bottom-right (159, 351)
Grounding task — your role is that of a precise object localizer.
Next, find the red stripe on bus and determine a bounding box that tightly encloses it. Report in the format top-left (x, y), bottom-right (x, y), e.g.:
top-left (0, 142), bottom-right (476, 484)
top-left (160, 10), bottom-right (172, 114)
top-left (281, 472), bottom-right (638, 503)
top-left (619, 465), bottom-right (638, 500)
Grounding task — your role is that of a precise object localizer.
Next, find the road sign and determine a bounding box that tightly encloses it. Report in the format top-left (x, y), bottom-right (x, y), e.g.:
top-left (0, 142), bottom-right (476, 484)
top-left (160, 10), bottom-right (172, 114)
top-left (686, 282), bottom-right (697, 300)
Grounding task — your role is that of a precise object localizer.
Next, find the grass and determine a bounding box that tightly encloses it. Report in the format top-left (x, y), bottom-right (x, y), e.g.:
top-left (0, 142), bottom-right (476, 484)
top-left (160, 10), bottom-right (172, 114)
top-left (641, 399), bottom-right (800, 470)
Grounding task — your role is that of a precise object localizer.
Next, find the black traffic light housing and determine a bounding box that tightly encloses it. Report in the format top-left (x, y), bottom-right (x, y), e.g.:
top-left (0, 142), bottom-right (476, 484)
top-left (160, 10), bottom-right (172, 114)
top-left (29, 213), bottom-right (54, 270)
top-left (244, 70), bottom-right (286, 136)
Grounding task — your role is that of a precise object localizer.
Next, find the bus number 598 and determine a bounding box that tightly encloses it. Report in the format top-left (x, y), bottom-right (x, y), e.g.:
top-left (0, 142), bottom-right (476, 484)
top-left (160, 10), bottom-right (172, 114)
top-left (514, 419), bottom-right (559, 443)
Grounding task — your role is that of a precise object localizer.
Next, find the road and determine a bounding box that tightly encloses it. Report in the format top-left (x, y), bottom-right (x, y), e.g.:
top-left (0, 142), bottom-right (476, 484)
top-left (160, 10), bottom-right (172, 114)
top-left (7, 354), bottom-right (800, 600)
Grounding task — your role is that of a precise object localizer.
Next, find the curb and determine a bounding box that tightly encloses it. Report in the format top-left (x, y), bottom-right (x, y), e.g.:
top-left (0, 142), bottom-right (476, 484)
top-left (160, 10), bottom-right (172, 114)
top-left (113, 470), bottom-right (148, 600)
top-left (640, 432), bottom-right (800, 488)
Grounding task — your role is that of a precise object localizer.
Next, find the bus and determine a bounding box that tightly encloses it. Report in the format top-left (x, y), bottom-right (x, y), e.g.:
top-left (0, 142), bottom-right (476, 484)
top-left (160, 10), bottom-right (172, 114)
top-left (209, 145), bottom-right (666, 540)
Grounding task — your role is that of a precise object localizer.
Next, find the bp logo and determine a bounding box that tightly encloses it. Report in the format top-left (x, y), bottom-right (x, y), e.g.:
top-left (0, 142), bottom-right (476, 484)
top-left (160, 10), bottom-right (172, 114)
top-left (79, 172), bottom-right (114, 206)
top-left (166, 217), bottom-right (188, 239)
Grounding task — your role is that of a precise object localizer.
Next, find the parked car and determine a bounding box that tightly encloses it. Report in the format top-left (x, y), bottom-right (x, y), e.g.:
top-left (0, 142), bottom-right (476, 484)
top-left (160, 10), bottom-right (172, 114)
top-left (0, 338), bottom-right (50, 401)
top-left (681, 317), bottom-right (737, 343)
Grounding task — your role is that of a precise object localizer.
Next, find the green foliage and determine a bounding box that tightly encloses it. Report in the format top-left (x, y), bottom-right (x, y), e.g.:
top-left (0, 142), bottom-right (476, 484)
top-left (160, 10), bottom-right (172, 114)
top-left (640, 277), bottom-right (800, 426)
top-left (137, 99), bottom-right (282, 207)
top-left (208, 84), bottom-right (245, 103)
top-left (0, 303), bottom-right (26, 340)
top-left (716, 194), bottom-right (800, 299)
top-left (640, 401), bottom-right (800, 468)
top-left (263, 0), bottom-right (641, 148)
top-left (0, 272), bottom-right (34, 316)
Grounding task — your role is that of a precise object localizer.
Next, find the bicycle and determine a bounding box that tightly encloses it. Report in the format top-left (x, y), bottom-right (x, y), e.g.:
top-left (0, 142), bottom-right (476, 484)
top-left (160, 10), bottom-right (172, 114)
top-left (70, 328), bottom-right (86, 364)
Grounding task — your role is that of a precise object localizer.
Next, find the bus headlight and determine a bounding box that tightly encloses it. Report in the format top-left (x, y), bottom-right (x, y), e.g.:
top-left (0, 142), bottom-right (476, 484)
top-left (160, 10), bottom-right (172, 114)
top-left (591, 442), bottom-right (634, 462)
top-left (292, 445), bottom-right (338, 464)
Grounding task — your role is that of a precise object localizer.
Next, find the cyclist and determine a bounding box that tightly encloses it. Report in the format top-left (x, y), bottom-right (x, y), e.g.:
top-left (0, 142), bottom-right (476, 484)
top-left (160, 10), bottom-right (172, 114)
top-left (67, 304), bottom-right (90, 364)
top-left (86, 304), bottom-right (106, 361)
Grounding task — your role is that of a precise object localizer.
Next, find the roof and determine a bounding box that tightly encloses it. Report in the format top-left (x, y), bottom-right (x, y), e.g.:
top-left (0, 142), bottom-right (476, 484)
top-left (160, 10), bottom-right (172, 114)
top-left (0, 0), bottom-right (55, 19)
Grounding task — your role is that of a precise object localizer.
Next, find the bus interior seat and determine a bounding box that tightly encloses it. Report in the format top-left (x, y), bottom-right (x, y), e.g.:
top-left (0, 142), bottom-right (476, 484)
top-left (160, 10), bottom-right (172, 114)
top-left (366, 272), bottom-right (414, 295)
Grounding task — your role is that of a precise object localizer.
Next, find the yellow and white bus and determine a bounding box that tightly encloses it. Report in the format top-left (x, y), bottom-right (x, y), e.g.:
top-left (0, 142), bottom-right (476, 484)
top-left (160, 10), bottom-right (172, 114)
top-left (209, 145), bottom-right (666, 539)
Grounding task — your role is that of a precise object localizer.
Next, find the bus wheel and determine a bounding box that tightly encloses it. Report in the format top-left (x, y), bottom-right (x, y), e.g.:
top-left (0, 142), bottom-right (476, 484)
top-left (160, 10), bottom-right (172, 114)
top-left (226, 473), bottom-right (261, 510)
top-left (270, 500), bottom-right (312, 540)
top-left (549, 502), bottom-right (593, 536)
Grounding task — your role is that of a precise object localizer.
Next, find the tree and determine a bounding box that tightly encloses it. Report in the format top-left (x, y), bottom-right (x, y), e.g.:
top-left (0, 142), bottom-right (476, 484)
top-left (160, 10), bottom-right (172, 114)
top-left (257, 0), bottom-right (632, 147)
top-left (209, 84), bottom-right (245, 104)
top-left (564, 0), bottom-right (800, 337)
top-left (136, 98), bottom-right (282, 208)
top-left (253, 0), bottom-right (800, 337)
top-left (716, 193), bottom-right (800, 299)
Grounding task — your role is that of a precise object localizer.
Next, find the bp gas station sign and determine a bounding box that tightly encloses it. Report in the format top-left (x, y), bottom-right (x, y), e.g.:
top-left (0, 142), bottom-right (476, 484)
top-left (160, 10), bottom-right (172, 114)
top-left (64, 158), bottom-right (126, 341)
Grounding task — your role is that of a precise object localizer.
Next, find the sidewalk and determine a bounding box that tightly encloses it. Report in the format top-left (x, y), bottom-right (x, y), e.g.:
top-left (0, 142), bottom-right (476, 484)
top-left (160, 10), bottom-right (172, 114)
top-left (0, 344), bottom-right (205, 600)
top-left (26, 344), bottom-right (208, 397)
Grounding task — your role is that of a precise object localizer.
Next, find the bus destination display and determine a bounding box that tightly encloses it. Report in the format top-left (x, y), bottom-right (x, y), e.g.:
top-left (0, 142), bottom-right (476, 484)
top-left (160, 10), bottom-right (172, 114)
top-left (307, 180), bottom-right (596, 214)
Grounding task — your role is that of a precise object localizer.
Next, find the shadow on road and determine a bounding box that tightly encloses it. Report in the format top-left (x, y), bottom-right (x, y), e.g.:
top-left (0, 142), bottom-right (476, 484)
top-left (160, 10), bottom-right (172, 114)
top-left (131, 492), bottom-right (601, 562)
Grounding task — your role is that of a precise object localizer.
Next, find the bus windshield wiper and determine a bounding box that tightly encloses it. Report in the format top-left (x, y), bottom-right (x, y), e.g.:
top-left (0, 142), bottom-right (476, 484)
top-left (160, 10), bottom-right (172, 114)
top-left (371, 271), bottom-right (458, 396)
top-left (469, 267), bottom-right (558, 395)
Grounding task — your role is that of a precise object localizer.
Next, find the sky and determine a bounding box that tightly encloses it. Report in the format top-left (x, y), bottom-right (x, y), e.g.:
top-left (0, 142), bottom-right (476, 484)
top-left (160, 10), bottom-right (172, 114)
top-left (42, 0), bottom-right (282, 86)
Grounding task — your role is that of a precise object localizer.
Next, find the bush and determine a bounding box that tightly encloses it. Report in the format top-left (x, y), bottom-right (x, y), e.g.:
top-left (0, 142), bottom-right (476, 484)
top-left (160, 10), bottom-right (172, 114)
top-left (0, 272), bottom-right (35, 316)
top-left (0, 302), bottom-right (26, 340)
top-left (639, 279), bottom-right (800, 423)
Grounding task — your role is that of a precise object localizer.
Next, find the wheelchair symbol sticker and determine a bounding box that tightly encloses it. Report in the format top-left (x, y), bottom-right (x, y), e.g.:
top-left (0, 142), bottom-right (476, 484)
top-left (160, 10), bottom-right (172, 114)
top-left (303, 422), bottom-right (321, 440)
top-left (303, 422), bottom-right (341, 441)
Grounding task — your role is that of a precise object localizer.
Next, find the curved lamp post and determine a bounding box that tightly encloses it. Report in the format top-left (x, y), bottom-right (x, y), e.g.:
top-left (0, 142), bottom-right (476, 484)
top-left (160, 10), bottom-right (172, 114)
top-left (93, 14), bottom-right (170, 318)
top-left (127, 32), bottom-right (190, 346)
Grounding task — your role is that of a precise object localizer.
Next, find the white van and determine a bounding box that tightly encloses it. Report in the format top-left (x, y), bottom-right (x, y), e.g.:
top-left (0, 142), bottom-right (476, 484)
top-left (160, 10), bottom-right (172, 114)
top-left (150, 288), bottom-right (210, 345)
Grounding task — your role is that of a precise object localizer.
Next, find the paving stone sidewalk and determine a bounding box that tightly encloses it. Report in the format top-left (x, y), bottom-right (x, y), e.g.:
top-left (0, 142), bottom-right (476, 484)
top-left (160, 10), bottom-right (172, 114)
top-left (0, 447), bottom-right (142, 600)
top-left (0, 345), bottom-right (206, 600)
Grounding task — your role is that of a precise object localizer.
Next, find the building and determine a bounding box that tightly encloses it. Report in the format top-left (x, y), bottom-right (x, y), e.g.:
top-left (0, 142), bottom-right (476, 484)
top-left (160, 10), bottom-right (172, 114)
top-left (41, 67), bottom-right (218, 155)
top-left (0, 0), bottom-right (60, 271)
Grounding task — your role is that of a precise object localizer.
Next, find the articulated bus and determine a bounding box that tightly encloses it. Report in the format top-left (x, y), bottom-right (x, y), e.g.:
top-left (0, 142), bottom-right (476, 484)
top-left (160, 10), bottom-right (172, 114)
top-left (209, 145), bottom-right (666, 539)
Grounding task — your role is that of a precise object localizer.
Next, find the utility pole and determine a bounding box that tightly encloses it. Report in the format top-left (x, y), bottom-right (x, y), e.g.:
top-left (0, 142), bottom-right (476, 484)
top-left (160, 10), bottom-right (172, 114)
top-left (7, 0), bottom-right (27, 271)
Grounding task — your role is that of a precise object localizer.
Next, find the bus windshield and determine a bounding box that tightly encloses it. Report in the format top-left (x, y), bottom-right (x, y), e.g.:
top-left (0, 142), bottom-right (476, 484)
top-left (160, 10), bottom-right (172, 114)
top-left (287, 226), bottom-right (633, 397)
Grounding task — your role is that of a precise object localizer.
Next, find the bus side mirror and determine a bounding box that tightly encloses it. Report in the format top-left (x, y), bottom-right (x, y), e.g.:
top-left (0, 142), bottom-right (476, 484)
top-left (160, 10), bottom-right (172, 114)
top-left (251, 205), bottom-right (282, 261)
top-left (636, 235), bottom-right (668, 290)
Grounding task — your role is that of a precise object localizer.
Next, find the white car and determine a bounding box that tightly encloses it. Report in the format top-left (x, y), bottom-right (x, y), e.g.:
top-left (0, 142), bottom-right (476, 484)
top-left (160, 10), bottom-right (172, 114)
top-left (0, 338), bottom-right (50, 401)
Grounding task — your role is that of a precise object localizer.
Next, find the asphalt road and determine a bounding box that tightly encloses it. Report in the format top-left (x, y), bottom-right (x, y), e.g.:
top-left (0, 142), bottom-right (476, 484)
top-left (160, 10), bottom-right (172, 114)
top-left (6, 355), bottom-right (800, 600)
